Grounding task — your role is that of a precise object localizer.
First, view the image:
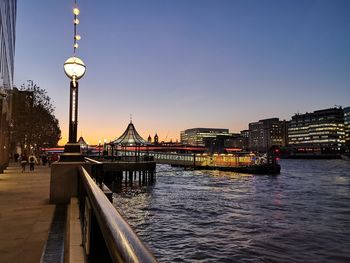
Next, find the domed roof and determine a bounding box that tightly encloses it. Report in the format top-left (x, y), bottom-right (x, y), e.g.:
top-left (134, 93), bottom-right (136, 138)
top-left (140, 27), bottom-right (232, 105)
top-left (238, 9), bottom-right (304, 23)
top-left (111, 121), bottom-right (149, 146)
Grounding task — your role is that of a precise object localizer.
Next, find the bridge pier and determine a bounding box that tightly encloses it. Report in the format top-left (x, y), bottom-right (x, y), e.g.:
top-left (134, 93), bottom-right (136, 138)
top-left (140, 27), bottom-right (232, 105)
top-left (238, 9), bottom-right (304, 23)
top-left (129, 171), bottom-right (133, 186)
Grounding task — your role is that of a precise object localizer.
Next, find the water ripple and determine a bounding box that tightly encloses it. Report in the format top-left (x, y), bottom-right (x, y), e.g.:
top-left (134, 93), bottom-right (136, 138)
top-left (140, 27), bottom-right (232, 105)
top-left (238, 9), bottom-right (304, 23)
top-left (113, 159), bottom-right (350, 262)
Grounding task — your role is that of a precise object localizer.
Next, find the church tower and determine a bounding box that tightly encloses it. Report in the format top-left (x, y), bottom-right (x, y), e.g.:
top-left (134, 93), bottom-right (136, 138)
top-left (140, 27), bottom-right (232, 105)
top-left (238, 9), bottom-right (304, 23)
top-left (154, 133), bottom-right (159, 145)
top-left (147, 134), bottom-right (152, 144)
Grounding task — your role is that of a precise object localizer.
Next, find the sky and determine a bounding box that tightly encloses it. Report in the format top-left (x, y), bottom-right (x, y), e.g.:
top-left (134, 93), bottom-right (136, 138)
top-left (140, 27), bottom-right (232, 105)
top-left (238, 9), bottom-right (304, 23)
top-left (14, 0), bottom-right (350, 145)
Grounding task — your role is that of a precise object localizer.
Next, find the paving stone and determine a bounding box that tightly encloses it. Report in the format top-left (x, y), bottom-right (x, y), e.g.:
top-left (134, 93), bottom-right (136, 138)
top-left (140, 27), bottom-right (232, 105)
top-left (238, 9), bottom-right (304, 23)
top-left (0, 163), bottom-right (55, 262)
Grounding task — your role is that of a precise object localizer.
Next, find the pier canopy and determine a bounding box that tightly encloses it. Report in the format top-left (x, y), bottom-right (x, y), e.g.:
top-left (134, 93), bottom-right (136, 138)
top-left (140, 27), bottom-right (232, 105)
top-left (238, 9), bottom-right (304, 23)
top-left (111, 121), bottom-right (149, 146)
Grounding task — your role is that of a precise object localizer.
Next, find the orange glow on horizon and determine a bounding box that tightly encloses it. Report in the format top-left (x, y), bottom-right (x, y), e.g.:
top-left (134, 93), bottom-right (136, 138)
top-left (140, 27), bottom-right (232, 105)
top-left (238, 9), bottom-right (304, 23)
top-left (58, 131), bottom-right (181, 146)
top-left (57, 120), bottom-right (245, 146)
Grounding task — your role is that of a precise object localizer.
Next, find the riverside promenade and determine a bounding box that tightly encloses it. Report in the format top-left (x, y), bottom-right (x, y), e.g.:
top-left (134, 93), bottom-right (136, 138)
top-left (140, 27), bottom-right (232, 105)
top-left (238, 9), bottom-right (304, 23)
top-left (0, 163), bottom-right (55, 263)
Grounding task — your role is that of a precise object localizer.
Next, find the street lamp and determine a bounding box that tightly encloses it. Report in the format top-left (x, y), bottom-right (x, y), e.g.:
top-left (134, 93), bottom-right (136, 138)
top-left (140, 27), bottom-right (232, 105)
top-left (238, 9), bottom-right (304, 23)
top-left (63, 56), bottom-right (86, 143)
top-left (98, 139), bottom-right (101, 158)
top-left (103, 139), bottom-right (107, 157)
top-left (60, 1), bottom-right (86, 162)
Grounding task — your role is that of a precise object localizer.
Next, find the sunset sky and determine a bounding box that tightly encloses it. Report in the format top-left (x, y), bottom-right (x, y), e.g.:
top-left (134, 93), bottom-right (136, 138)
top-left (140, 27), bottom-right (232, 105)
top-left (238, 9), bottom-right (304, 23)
top-left (14, 0), bottom-right (350, 145)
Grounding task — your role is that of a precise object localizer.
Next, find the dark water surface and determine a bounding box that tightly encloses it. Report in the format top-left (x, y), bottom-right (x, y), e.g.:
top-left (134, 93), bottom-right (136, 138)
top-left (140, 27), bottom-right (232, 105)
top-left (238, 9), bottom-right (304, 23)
top-left (113, 160), bottom-right (350, 262)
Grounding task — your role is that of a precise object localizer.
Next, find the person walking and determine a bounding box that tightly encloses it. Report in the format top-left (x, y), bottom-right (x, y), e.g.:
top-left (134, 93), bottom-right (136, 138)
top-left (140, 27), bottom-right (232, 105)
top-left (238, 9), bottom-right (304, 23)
top-left (28, 153), bottom-right (38, 171)
top-left (20, 153), bottom-right (28, 173)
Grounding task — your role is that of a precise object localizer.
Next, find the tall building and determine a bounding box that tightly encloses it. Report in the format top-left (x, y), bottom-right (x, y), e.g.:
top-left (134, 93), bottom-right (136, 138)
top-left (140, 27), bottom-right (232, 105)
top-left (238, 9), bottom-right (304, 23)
top-left (248, 118), bottom-right (286, 152)
top-left (288, 108), bottom-right (345, 153)
top-left (344, 107), bottom-right (350, 152)
top-left (0, 0), bottom-right (17, 172)
top-left (180, 128), bottom-right (229, 146)
top-left (0, 0), bottom-right (17, 90)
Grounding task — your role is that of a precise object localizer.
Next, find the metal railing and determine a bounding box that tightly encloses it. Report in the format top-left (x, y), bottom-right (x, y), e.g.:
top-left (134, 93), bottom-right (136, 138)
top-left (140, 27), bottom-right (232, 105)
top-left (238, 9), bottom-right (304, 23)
top-left (85, 157), bottom-right (104, 186)
top-left (78, 164), bottom-right (157, 263)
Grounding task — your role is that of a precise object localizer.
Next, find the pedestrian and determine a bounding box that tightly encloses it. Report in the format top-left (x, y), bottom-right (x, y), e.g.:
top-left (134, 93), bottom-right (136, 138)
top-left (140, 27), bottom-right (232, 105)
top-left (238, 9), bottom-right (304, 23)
top-left (42, 154), bottom-right (48, 166)
top-left (48, 155), bottom-right (52, 166)
top-left (28, 153), bottom-right (38, 171)
top-left (20, 153), bottom-right (28, 173)
top-left (14, 153), bottom-right (19, 162)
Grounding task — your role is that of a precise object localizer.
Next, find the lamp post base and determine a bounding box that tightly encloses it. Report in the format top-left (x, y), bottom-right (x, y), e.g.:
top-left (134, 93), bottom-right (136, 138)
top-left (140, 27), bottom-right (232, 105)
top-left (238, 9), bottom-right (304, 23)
top-left (59, 143), bottom-right (84, 162)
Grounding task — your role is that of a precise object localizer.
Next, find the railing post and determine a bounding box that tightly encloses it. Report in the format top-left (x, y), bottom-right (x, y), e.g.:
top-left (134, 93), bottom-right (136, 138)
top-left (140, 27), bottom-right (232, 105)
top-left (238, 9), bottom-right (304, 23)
top-left (90, 162), bottom-right (103, 187)
top-left (89, 211), bottom-right (113, 263)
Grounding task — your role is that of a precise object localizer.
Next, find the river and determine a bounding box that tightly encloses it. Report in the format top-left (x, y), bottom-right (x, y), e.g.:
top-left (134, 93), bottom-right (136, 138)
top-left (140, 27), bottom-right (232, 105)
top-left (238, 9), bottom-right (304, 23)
top-left (113, 159), bottom-right (350, 262)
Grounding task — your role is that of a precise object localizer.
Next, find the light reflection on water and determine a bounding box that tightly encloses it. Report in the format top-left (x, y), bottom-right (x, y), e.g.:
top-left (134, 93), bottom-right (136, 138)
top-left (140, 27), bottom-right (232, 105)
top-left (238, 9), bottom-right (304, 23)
top-left (113, 159), bottom-right (350, 263)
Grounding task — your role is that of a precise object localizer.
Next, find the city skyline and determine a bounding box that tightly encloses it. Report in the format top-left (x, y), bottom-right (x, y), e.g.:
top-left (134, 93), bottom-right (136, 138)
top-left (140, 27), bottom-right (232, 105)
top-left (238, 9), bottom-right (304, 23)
top-left (14, 0), bottom-right (350, 144)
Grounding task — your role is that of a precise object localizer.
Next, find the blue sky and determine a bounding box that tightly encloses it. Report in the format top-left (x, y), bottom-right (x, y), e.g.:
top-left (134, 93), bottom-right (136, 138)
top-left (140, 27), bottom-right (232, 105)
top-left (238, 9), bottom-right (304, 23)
top-left (14, 0), bottom-right (350, 144)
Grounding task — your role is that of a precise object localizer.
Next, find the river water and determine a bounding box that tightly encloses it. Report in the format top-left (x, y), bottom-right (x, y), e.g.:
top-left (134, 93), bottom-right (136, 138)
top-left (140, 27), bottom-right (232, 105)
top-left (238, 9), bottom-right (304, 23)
top-left (113, 159), bottom-right (350, 262)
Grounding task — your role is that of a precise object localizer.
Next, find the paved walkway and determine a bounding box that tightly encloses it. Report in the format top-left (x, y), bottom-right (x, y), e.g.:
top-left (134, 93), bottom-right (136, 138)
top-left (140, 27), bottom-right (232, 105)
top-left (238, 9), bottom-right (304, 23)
top-left (0, 163), bottom-right (55, 263)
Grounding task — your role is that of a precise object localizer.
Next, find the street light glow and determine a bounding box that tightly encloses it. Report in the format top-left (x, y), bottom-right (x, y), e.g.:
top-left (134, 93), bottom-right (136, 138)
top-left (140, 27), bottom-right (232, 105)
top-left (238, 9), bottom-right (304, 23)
top-left (73, 8), bottom-right (80, 15)
top-left (63, 56), bottom-right (86, 80)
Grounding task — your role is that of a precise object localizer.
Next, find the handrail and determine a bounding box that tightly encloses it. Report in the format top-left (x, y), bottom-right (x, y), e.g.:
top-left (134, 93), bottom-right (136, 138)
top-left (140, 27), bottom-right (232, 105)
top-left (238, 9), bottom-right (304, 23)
top-left (84, 157), bottom-right (104, 186)
top-left (84, 157), bottom-right (103, 164)
top-left (79, 166), bottom-right (157, 263)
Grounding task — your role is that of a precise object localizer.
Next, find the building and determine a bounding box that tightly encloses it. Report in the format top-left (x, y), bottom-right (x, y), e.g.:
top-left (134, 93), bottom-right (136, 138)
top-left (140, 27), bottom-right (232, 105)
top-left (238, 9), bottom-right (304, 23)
top-left (0, 0), bottom-right (16, 90)
top-left (343, 107), bottom-right (350, 152)
top-left (77, 136), bottom-right (87, 153)
top-left (248, 118), bottom-right (286, 152)
top-left (154, 133), bottom-right (159, 145)
top-left (288, 107), bottom-right (345, 153)
top-left (0, 0), bottom-right (17, 172)
top-left (240, 129), bottom-right (250, 138)
top-left (203, 133), bottom-right (239, 153)
top-left (224, 130), bottom-right (249, 151)
top-left (180, 128), bottom-right (230, 146)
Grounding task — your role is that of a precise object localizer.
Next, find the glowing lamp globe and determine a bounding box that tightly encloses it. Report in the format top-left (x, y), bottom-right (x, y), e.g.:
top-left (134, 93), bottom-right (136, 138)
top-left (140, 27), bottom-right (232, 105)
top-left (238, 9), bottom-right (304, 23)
top-left (63, 56), bottom-right (86, 80)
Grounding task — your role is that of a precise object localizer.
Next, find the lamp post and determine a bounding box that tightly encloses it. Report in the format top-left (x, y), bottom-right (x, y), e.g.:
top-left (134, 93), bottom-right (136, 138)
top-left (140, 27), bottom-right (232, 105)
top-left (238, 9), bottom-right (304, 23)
top-left (60, 1), bottom-right (86, 161)
top-left (64, 56), bottom-right (86, 143)
top-left (98, 139), bottom-right (101, 158)
top-left (103, 139), bottom-right (107, 157)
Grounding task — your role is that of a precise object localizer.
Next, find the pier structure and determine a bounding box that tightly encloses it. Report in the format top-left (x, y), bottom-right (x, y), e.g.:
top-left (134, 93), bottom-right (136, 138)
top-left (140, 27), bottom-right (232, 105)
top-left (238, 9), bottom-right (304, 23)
top-left (103, 160), bottom-right (156, 192)
top-left (104, 149), bottom-right (280, 174)
top-left (99, 120), bottom-right (156, 191)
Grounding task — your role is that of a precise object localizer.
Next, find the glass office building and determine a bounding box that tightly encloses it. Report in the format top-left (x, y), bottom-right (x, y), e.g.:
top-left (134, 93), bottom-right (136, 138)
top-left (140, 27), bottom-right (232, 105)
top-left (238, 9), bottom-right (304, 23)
top-left (0, 0), bottom-right (16, 90)
top-left (344, 107), bottom-right (350, 152)
top-left (180, 128), bottom-right (230, 146)
top-left (288, 108), bottom-right (345, 153)
top-left (0, 0), bottom-right (16, 171)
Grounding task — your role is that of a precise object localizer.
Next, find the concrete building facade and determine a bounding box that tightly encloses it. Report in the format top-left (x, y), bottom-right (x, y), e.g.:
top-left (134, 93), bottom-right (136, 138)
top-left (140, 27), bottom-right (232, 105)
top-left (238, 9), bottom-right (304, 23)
top-left (248, 118), bottom-right (286, 152)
